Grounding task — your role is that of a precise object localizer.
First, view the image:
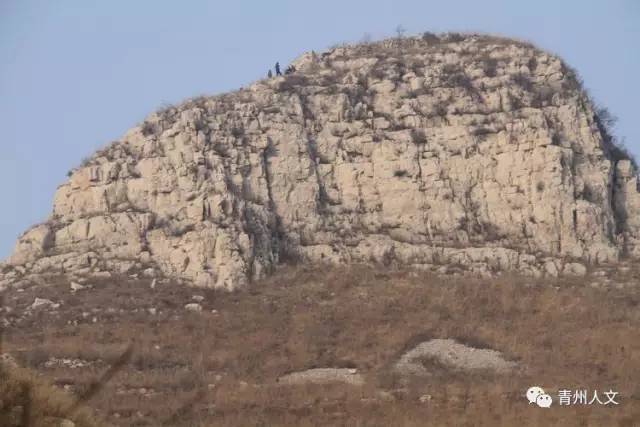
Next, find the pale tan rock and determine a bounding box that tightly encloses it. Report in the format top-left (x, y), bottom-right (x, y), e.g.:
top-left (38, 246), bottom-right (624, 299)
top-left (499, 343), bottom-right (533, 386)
top-left (30, 297), bottom-right (60, 310)
top-left (544, 260), bottom-right (559, 278)
top-left (9, 224), bottom-right (53, 265)
top-left (278, 368), bottom-right (364, 386)
top-left (4, 34), bottom-right (639, 289)
top-left (184, 303), bottom-right (202, 312)
top-left (70, 282), bottom-right (85, 292)
top-left (564, 262), bottom-right (588, 276)
top-left (395, 338), bottom-right (517, 376)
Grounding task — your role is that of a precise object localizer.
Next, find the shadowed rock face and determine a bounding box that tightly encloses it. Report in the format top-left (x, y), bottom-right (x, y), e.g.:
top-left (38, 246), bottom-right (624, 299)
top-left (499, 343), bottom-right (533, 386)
top-left (3, 34), bottom-right (639, 289)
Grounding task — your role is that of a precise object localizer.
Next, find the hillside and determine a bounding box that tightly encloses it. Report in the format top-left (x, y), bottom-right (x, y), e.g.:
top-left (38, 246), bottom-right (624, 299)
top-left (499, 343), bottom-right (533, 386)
top-left (2, 33), bottom-right (639, 290)
top-left (2, 264), bottom-right (640, 425)
top-left (2, 31), bottom-right (640, 427)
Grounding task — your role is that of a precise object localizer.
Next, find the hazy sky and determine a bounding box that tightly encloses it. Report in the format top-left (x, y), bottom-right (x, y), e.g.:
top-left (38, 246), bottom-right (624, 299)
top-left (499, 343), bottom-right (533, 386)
top-left (0, 0), bottom-right (638, 259)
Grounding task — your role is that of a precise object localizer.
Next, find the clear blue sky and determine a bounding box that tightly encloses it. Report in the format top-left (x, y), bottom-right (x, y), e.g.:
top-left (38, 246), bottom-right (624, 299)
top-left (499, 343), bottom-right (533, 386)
top-left (1, 0), bottom-right (638, 259)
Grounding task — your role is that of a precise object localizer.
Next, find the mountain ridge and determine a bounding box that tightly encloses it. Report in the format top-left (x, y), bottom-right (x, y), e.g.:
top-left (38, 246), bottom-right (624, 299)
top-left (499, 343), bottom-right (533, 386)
top-left (2, 32), bottom-right (639, 289)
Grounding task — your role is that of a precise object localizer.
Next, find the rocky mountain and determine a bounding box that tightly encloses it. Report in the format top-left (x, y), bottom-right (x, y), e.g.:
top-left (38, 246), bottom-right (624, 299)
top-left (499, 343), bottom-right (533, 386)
top-left (2, 33), bottom-right (639, 289)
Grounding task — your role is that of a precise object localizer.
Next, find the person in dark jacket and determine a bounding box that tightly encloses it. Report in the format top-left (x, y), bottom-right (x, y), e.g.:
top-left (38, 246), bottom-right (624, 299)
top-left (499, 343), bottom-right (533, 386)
top-left (275, 62), bottom-right (281, 76)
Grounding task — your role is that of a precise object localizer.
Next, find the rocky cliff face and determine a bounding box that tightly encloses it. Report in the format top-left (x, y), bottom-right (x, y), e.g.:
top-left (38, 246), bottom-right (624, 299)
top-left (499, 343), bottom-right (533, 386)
top-left (3, 34), bottom-right (639, 289)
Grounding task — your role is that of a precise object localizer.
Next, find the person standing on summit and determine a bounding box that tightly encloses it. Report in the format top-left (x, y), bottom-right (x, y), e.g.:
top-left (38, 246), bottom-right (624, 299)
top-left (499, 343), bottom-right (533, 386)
top-left (275, 62), bottom-right (281, 76)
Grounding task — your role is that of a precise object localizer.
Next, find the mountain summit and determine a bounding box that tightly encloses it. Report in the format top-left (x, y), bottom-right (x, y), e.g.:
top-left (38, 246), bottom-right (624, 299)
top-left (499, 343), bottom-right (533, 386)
top-left (3, 33), bottom-right (639, 289)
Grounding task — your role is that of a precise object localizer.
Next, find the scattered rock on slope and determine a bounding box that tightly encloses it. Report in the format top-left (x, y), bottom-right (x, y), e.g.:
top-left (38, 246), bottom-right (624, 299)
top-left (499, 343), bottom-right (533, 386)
top-left (278, 368), bottom-right (364, 386)
top-left (395, 338), bottom-right (518, 376)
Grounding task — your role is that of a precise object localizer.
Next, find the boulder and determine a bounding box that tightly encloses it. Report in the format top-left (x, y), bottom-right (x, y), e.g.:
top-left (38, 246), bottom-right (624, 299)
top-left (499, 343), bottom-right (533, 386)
top-left (184, 303), bottom-right (202, 312)
top-left (564, 262), bottom-right (587, 276)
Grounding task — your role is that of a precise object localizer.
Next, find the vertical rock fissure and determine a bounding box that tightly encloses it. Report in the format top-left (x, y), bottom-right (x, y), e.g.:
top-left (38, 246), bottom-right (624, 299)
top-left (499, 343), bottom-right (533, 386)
top-left (260, 138), bottom-right (285, 262)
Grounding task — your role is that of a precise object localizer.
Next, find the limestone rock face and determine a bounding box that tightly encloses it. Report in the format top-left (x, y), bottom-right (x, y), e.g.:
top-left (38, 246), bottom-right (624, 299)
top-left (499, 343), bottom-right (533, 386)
top-left (4, 34), bottom-right (639, 289)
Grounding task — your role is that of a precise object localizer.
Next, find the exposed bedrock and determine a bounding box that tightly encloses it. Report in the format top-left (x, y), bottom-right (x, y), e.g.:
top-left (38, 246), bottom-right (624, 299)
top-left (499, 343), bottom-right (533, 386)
top-left (4, 34), bottom-right (639, 289)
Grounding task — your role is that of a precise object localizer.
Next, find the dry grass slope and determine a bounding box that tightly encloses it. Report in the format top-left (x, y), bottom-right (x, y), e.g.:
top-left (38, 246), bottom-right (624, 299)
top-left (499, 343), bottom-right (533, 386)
top-left (2, 264), bottom-right (640, 426)
top-left (0, 365), bottom-right (101, 427)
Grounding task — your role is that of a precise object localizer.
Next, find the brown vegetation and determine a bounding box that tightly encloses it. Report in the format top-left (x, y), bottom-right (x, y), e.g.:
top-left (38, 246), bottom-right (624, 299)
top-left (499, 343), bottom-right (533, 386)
top-left (0, 364), bottom-right (100, 427)
top-left (2, 265), bottom-right (640, 426)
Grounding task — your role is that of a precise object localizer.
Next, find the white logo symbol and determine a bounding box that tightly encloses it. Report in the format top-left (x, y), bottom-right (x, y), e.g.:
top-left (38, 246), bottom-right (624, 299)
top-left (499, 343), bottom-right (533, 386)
top-left (536, 393), bottom-right (553, 408)
top-left (527, 386), bottom-right (552, 408)
top-left (526, 386), bottom-right (545, 404)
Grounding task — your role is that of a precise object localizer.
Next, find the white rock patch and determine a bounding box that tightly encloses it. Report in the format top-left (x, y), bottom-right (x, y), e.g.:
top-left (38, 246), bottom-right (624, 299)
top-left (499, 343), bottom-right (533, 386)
top-left (278, 368), bottom-right (364, 386)
top-left (395, 338), bottom-right (517, 376)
